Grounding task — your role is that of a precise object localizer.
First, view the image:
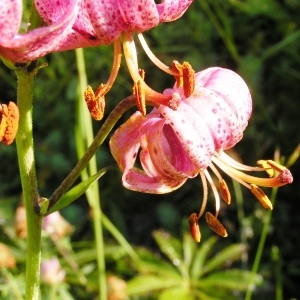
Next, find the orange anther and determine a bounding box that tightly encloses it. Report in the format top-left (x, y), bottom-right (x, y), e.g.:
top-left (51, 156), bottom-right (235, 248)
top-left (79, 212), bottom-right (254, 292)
top-left (84, 85), bottom-right (105, 121)
top-left (133, 79), bottom-right (146, 115)
top-left (0, 101), bottom-right (19, 145)
top-left (182, 61), bottom-right (195, 98)
top-left (188, 213), bottom-right (201, 242)
top-left (171, 60), bottom-right (183, 88)
top-left (250, 184), bottom-right (273, 210)
top-left (205, 212), bottom-right (228, 237)
top-left (219, 179), bottom-right (231, 205)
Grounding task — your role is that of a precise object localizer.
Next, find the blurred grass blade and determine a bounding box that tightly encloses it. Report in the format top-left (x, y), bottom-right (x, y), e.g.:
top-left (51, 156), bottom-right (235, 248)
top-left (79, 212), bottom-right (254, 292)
top-left (200, 243), bottom-right (244, 277)
top-left (159, 287), bottom-right (192, 300)
top-left (152, 230), bottom-right (188, 277)
top-left (48, 167), bottom-right (109, 214)
top-left (126, 275), bottom-right (179, 296)
top-left (286, 144), bottom-right (300, 168)
top-left (182, 232), bottom-right (198, 269)
top-left (200, 269), bottom-right (263, 291)
top-left (190, 236), bottom-right (218, 280)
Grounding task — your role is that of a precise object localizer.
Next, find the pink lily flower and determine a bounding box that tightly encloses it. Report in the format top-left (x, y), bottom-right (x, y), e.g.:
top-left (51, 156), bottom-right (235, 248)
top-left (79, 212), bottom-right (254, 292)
top-left (110, 67), bottom-right (293, 239)
top-left (35, 0), bottom-right (195, 114)
top-left (35, 0), bottom-right (194, 50)
top-left (0, 0), bottom-right (79, 62)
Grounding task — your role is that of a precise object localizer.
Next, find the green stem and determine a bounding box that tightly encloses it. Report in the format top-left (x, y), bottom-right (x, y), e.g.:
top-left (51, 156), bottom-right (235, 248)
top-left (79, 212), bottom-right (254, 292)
top-left (245, 187), bottom-right (278, 300)
top-left (48, 95), bottom-right (137, 209)
top-left (232, 179), bottom-right (248, 267)
top-left (75, 48), bottom-right (106, 299)
top-left (15, 66), bottom-right (42, 300)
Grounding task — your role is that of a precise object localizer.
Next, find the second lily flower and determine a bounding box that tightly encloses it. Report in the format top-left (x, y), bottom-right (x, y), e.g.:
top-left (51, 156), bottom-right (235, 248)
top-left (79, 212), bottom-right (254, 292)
top-left (110, 67), bottom-right (293, 240)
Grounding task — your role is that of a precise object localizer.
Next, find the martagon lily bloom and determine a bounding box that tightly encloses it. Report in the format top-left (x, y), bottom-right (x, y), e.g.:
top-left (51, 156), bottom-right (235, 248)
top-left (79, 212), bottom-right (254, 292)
top-left (110, 67), bottom-right (293, 241)
top-left (34, 0), bottom-right (195, 117)
top-left (35, 0), bottom-right (193, 50)
top-left (0, 0), bottom-right (79, 63)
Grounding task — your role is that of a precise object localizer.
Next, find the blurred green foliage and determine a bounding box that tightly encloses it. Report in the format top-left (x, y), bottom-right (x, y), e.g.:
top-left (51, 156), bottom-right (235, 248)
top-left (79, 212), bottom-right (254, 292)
top-left (0, 0), bottom-right (300, 299)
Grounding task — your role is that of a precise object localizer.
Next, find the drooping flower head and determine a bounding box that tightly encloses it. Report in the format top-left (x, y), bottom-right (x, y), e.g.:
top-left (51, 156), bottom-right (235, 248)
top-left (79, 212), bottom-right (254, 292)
top-left (0, 0), bottom-right (80, 63)
top-left (34, 0), bottom-right (195, 117)
top-left (1, 0), bottom-right (194, 118)
top-left (110, 67), bottom-right (293, 241)
top-left (35, 0), bottom-right (193, 49)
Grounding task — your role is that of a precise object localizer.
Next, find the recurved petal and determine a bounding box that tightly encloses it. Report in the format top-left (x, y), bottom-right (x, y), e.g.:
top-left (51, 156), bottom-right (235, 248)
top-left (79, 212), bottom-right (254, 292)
top-left (187, 87), bottom-right (241, 152)
top-left (0, 0), bottom-right (80, 62)
top-left (157, 0), bottom-right (194, 22)
top-left (0, 0), bottom-right (22, 39)
top-left (139, 117), bottom-right (198, 178)
top-left (110, 111), bottom-right (146, 172)
top-left (118, 0), bottom-right (159, 31)
top-left (122, 167), bottom-right (188, 193)
top-left (159, 96), bottom-right (215, 170)
top-left (195, 67), bottom-right (252, 131)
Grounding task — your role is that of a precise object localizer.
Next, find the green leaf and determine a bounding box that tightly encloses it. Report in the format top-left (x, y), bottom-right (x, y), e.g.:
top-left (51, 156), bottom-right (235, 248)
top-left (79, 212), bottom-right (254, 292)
top-left (47, 167), bottom-right (109, 214)
top-left (200, 269), bottom-right (263, 291)
top-left (200, 243), bottom-right (244, 276)
top-left (182, 232), bottom-right (197, 270)
top-left (126, 275), bottom-right (180, 296)
top-left (190, 236), bottom-right (218, 280)
top-left (152, 230), bottom-right (188, 278)
top-left (152, 230), bottom-right (182, 262)
top-left (135, 247), bottom-right (182, 280)
top-left (158, 287), bottom-right (192, 300)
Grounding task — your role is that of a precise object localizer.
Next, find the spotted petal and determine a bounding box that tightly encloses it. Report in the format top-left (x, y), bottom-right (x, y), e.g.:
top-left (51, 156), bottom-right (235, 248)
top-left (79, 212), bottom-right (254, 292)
top-left (0, 0), bottom-right (79, 62)
top-left (110, 109), bottom-right (197, 193)
top-left (157, 0), bottom-right (194, 22)
top-left (37, 0), bottom-right (194, 51)
top-left (161, 68), bottom-right (252, 165)
top-left (195, 67), bottom-right (252, 132)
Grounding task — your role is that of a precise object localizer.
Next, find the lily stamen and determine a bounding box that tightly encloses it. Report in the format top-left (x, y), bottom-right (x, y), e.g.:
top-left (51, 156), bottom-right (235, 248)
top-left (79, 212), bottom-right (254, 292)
top-left (257, 160), bottom-right (274, 177)
top-left (137, 33), bottom-right (178, 76)
top-left (133, 79), bottom-right (146, 115)
top-left (212, 155), bottom-right (293, 188)
top-left (188, 213), bottom-right (201, 243)
top-left (204, 169), bottom-right (221, 218)
top-left (123, 32), bottom-right (181, 110)
top-left (205, 212), bottom-right (228, 237)
top-left (209, 163), bottom-right (231, 205)
top-left (250, 184), bottom-right (273, 210)
top-left (198, 172), bottom-right (209, 219)
top-left (0, 101), bottom-right (19, 145)
top-left (84, 40), bottom-right (122, 120)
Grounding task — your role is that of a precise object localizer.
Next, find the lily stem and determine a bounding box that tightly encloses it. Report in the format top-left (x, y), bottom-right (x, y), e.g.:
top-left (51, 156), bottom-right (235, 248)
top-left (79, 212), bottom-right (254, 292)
top-left (245, 187), bottom-right (278, 300)
top-left (48, 95), bottom-right (137, 210)
top-left (75, 48), bottom-right (106, 299)
top-left (15, 65), bottom-right (42, 300)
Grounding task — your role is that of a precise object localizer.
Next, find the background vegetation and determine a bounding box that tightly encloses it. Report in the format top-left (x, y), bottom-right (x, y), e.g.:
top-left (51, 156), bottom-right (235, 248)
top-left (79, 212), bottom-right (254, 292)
top-left (0, 0), bottom-right (299, 299)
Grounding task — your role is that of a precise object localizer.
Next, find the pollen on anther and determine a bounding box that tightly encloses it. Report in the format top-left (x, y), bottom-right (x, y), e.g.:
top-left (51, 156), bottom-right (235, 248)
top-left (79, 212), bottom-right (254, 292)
top-left (219, 179), bottom-right (231, 205)
top-left (84, 85), bottom-right (105, 121)
top-left (250, 184), bottom-right (273, 210)
top-left (0, 102), bottom-right (19, 145)
top-left (182, 61), bottom-right (195, 98)
top-left (133, 80), bottom-right (146, 115)
top-left (188, 213), bottom-right (201, 242)
top-left (205, 212), bottom-right (228, 237)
